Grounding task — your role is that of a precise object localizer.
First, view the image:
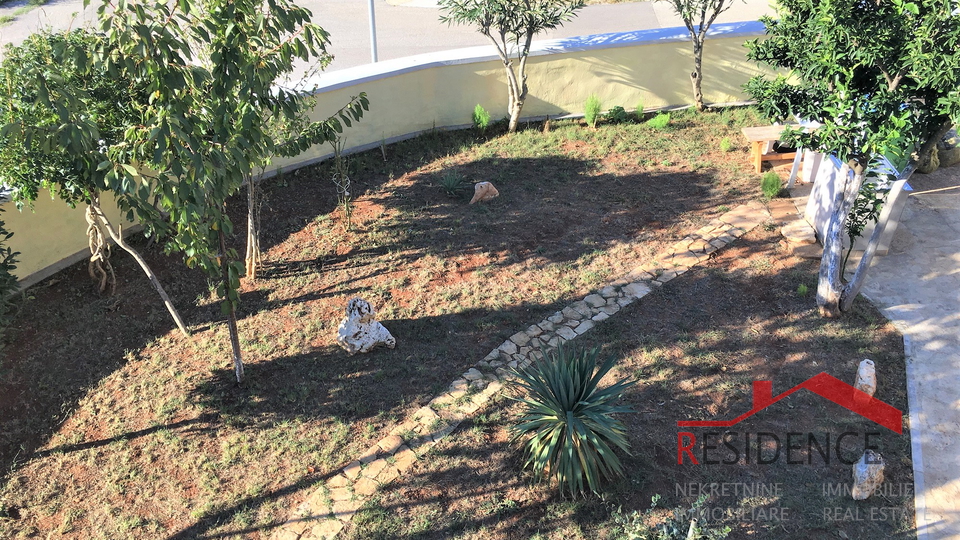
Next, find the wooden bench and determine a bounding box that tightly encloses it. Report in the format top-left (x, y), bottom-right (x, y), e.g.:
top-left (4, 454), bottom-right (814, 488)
top-left (741, 125), bottom-right (800, 174)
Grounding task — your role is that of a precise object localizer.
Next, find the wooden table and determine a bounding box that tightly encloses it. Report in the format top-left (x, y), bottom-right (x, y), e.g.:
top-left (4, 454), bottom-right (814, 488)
top-left (741, 125), bottom-right (800, 174)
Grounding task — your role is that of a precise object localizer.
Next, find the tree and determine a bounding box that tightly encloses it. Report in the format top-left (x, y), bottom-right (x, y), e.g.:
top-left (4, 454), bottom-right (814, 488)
top-left (89, 0), bottom-right (368, 382)
top-left (244, 94), bottom-right (370, 280)
top-left (657, 0), bottom-right (736, 111)
top-left (0, 30), bottom-right (190, 336)
top-left (439, 0), bottom-right (584, 133)
top-left (746, 0), bottom-right (960, 317)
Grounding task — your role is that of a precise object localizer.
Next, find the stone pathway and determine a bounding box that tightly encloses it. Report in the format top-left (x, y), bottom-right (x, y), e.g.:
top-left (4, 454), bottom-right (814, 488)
top-left (271, 200), bottom-right (770, 540)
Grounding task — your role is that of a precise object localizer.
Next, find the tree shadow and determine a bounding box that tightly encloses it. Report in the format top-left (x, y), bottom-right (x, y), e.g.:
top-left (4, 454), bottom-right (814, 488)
top-left (187, 302), bottom-right (559, 429)
top-left (0, 233), bottom-right (212, 483)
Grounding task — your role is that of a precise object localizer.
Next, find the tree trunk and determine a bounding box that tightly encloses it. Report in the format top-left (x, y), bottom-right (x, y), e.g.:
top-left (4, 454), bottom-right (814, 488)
top-left (691, 40), bottom-right (705, 112)
top-left (505, 63), bottom-right (523, 133)
top-left (219, 228), bottom-right (245, 383)
top-left (508, 99), bottom-right (524, 134)
top-left (90, 197), bottom-right (191, 336)
top-left (244, 176), bottom-right (261, 280)
top-left (917, 119), bottom-right (952, 168)
top-left (817, 161), bottom-right (864, 318)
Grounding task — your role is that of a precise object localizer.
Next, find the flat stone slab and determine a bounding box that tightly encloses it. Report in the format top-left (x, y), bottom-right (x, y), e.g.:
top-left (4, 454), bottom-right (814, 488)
top-left (584, 294), bottom-right (606, 308)
top-left (556, 326), bottom-right (577, 341)
top-left (781, 219), bottom-right (817, 244)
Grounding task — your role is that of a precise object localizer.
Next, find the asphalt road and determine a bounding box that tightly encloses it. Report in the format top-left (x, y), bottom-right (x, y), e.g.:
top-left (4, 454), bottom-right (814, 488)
top-left (0, 0), bottom-right (773, 73)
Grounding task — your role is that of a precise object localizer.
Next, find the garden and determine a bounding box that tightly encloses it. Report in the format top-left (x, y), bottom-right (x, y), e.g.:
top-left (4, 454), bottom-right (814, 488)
top-left (0, 110), bottom-right (915, 539)
top-left (3, 0), bottom-right (957, 535)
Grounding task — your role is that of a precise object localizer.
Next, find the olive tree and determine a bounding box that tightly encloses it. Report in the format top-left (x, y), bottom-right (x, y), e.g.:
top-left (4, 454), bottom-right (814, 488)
top-left (0, 30), bottom-right (190, 335)
top-left (746, 0), bottom-right (960, 317)
top-left (657, 0), bottom-right (736, 111)
top-left (88, 0), bottom-right (367, 382)
top-left (439, 0), bottom-right (584, 133)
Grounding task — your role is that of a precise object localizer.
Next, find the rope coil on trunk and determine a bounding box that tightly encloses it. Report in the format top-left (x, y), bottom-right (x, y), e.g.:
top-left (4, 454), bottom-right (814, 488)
top-left (85, 204), bottom-right (116, 295)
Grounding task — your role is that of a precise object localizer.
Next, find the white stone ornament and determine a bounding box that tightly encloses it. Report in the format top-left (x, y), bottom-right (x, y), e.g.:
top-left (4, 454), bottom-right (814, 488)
top-left (851, 449), bottom-right (885, 500)
top-left (336, 298), bottom-right (396, 355)
top-left (469, 181), bottom-right (499, 204)
top-left (854, 358), bottom-right (877, 407)
top-left (854, 359), bottom-right (877, 397)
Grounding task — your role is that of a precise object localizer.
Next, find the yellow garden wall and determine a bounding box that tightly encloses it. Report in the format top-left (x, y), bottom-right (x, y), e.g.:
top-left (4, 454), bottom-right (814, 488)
top-left (4, 193), bottom-right (134, 289)
top-left (5, 22), bottom-right (770, 287)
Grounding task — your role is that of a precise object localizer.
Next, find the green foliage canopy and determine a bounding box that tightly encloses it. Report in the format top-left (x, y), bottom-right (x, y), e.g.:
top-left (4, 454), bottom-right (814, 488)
top-left (745, 0), bottom-right (960, 167)
top-left (0, 30), bottom-right (145, 211)
top-left (90, 0), bottom-right (368, 288)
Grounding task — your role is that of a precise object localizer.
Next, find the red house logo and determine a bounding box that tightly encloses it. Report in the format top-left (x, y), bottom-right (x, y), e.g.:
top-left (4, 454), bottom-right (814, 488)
top-left (677, 372), bottom-right (902, 434)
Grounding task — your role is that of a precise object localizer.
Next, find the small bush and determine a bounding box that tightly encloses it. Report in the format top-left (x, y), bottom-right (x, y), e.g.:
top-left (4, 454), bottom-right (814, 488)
top-left (472, 104), bottom-right (491, 132)
top-left (761, 171), bottom-right (782, 199)
top-left (0, 208), bottom-right (19, 337)
top-left (719, 137), bottom-right (734, 152)
top-left (510, 345), bottom-right (635, 496)
top-left (646, 112), bottom-right (670, 130)
top-left (606, 105), bottom-right (631, 124)
top-left (635, 99), bottom-right (645, 120)
top-left (584, 94), bottom-right (602, 128)
top-left (438, 172), bottom-right (469, 197)
top-left (797, 283), bottom-right (809, 296)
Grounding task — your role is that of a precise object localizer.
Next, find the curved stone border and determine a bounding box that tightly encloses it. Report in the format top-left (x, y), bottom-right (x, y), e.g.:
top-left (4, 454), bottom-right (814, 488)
top-left (272, 200), bottom-right (770, 540)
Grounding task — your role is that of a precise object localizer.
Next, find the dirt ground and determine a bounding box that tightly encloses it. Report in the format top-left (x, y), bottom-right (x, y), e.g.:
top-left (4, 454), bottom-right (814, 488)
top-left (0, 113), bottom-right (914, 539)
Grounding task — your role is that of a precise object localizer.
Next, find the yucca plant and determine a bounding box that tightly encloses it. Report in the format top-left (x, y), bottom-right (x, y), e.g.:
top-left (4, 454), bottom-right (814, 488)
top-left (438, 171), bottom-right (469, 197)
top-left (510, 345), bottom-right (636, 496)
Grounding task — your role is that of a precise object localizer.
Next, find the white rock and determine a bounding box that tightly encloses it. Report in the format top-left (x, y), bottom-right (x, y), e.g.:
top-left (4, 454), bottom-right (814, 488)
top-left (855, 359), bottom-right (877, 398)
top-left (469, 181), bottom-right (499, 204)
top-left (852, 450), bottom-right (885, 500)
top-left (336, 298), bottom-right (396, 355)
top-left (464, 368), bottom-right (484, 381)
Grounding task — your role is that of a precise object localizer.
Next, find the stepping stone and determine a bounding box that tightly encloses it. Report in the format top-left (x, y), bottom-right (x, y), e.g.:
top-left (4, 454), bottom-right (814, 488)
top-left (781, 219), bottom-right (817, 245)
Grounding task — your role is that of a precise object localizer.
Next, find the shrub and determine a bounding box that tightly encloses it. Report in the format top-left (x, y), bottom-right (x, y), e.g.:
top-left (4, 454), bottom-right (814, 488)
top-left (510, 345), bottom-right (635, 496)
top-left (635, 99), bottom-right (645, 120)
top-left (606, 105), bottom-right (632, 124)
top-left (646, 112), bottom-right (671, 130)
top-left (472, 104), bottom-right (491, 132)
top-left (611, 494), bottom-right (732, 539)
top-left (584, 94), bottom-right (602, 128)
top-left (797, 283), bottom-right (809, 296)
top-left (761, 171), bottom-right (782, 199)
top-left (438, 172), bottom-right (469, 197)
top-left (719, 137), bottom-right (734, 152)
top-left (0, 207), bottom-right (19, 337)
